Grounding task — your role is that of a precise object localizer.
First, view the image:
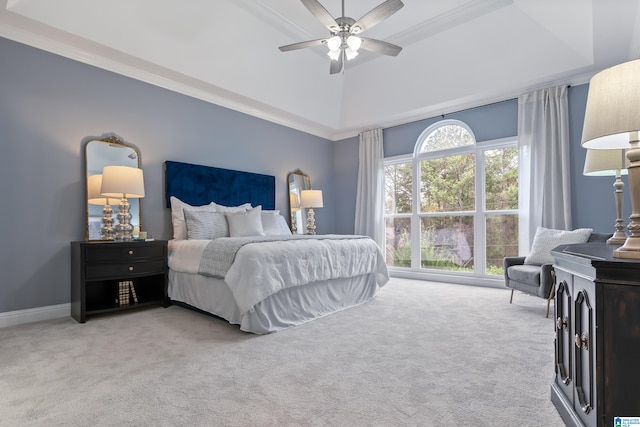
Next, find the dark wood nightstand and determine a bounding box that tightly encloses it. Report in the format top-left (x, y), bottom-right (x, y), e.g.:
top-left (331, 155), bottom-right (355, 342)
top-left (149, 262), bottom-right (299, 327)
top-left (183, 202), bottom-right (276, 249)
top-left (71, 240), bottom-right (168, 323)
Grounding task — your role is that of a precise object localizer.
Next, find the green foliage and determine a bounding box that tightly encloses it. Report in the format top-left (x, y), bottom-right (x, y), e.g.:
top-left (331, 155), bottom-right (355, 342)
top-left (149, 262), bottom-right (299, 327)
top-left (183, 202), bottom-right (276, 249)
top-left (421, 154), bottom-right (475, 212)
top-left (385, 163), bottom-right (412, 214)
top-left (384, 123), bottom-right (519, 276)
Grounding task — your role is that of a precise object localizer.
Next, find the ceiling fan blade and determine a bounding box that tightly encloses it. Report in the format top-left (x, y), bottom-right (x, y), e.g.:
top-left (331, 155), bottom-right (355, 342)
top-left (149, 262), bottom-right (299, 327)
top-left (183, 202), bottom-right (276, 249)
top-left (300, 0), bottom-right (339, 32)
top-left (279, 39), bottom-right (327, 52)
top-left (330, 51), bottom-right (344, 74)
top-left (351, 0), bottom-right (404, 33)
top-left (360, 37), bottom-right (402, 56)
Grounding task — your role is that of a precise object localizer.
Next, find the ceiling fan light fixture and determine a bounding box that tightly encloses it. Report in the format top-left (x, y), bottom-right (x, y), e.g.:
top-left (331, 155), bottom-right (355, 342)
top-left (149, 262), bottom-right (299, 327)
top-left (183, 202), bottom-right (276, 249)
top-left (327, 49), bottom-right (341, 61)
top-left (346, 35), bottom-right (362, 51)
top-left (278, 0), bottom-right (404, 74)
top-left (345, 47), bottom-right (359, 61)
top-left (327, 36), bottom-right (341, 51)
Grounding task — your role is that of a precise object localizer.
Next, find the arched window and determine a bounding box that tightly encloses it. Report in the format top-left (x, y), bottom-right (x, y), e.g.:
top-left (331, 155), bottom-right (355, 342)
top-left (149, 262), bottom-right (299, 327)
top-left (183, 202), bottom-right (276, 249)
top-left (384, 120), bottom-right (519, 283)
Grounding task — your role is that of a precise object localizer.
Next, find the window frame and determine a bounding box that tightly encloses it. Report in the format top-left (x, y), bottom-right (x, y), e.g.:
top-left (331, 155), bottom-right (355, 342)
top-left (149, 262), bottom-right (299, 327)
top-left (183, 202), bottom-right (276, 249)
top-left (384, 119), bottom-right (518, 286)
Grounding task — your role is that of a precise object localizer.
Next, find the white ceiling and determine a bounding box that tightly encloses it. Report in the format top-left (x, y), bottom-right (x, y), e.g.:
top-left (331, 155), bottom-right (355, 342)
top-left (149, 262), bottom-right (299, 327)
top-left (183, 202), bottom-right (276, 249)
top-left (1, 0), bottom-right (639, 141)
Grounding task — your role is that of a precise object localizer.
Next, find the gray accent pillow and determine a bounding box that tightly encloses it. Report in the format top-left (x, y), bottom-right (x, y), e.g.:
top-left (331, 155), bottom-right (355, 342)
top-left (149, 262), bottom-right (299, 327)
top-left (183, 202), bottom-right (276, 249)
top-left (226, 206), bottom-right (265, 237)
top-left (184, 209), bottom-right (229, 240)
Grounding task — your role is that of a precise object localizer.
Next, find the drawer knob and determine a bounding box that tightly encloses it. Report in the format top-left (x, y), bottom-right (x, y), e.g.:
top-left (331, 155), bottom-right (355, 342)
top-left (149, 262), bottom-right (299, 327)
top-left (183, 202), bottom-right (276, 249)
top-left (128, 250), bottom-right (134, 255)
top-left (128, 266), bottom-right (134, 272)
top-left (556, 316), bottom-right (568, 330)
top-left (575, 332), bottom-right (589, 350)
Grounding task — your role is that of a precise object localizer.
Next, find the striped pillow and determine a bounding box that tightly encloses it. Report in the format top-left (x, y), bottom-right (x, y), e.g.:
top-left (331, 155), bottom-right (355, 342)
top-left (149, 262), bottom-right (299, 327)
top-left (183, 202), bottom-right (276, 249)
top-left (184, 209), bottom-right (229, 240)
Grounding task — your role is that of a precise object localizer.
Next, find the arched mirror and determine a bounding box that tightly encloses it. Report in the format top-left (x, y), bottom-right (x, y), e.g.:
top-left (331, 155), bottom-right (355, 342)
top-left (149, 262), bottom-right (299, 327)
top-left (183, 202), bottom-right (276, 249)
top-left (85, 136), bottom-right (141, 240)
top-left (288, 169), bottom-right (310, 234)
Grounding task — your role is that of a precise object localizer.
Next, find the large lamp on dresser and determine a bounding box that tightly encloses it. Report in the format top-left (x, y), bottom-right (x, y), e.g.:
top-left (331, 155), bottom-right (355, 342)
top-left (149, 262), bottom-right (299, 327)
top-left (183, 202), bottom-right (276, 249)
top-left (100, 165), bottom-right (145, 241)
top-left (583, 149), bottom-right (629, 245)
top-left (581, 59), bottom-right (640, 259)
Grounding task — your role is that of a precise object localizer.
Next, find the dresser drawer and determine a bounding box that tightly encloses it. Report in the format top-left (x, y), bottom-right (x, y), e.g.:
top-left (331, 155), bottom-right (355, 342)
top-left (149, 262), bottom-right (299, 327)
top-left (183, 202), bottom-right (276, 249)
top-left (85, 244), bottom-right (164, 262)
top-left (85, 259), bottom-right (166, 280)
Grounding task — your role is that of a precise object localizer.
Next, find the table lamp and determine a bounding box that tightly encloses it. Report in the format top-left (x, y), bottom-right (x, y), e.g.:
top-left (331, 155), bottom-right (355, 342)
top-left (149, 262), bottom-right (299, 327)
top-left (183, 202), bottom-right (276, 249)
top-left (100, 166), bottom-right (145, 241)
top-left (300, 189), bottom-right (323, 235)
top-left (582, 59), bottom-right (640, 258)
top-left (583, 149), bottom-right (629, 245)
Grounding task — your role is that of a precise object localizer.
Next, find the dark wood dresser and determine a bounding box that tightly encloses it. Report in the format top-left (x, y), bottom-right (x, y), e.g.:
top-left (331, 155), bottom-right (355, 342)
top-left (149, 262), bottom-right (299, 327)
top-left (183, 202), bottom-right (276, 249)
top-left (71, 240), bottom-right (168, 323)
top-left (551, 242), bottom-right (640, 427)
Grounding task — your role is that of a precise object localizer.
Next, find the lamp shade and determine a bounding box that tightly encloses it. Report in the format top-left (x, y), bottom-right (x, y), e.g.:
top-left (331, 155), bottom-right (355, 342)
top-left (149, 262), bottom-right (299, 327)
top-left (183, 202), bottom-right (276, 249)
top-left (300, 190), bottom-right (323, 208)
top-left (582, 59), bottom-right (640, 149)
top-left (100, 165), bottom-right (145, 198)
top-left (583, 149), bottom-right (629, 176)
top-left (87, 174), bottom-right (109, 205)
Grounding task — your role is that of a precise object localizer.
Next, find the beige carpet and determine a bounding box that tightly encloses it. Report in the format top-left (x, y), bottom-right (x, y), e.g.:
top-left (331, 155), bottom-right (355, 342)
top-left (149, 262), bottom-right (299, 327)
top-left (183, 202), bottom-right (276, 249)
top-left (0, 278), bottom-right (563, 426)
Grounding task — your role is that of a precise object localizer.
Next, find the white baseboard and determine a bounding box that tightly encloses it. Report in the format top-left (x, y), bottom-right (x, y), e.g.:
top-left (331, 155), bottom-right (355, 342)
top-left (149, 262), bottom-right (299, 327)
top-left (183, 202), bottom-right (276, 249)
top-left (0, 303), bottom-right (70, 329)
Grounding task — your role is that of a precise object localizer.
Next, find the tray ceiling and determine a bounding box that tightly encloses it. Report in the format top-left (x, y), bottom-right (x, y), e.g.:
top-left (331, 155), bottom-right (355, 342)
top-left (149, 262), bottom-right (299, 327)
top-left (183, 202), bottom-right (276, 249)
top-left (1, 0), bottom-right (639, 140)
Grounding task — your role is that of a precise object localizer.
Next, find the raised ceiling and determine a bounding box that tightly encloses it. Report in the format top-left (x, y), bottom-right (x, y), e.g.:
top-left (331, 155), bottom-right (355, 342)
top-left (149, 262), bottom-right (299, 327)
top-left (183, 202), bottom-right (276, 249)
top-left (1, 0), bottom-right (639, 140)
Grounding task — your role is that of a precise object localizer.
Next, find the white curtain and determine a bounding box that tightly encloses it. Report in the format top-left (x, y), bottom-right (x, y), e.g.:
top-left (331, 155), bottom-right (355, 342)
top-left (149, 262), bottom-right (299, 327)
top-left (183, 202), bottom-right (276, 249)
top-left (355, 128), bottom-right (385, 249)
top-left (518, 85), bottom-right (572, 250)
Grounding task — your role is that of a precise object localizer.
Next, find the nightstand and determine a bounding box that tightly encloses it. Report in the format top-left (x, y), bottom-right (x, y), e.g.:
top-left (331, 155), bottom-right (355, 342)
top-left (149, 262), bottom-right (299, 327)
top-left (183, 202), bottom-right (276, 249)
top-left (71, 240), bottom-right (168, 323)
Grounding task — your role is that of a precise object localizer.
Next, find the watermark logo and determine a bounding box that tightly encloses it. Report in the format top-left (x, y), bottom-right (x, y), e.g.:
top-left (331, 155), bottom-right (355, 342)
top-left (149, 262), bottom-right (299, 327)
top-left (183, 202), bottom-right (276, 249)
top-left (615, 417), bottom-right (640, 427)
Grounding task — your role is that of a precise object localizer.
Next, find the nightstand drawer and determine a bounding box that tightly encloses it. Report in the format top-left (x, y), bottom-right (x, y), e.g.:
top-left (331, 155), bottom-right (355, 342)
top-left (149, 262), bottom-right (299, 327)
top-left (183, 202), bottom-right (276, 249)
top-left (85, 244), bottom-right (164, 262)
top-left (85, 259), bottom-right (166, 280)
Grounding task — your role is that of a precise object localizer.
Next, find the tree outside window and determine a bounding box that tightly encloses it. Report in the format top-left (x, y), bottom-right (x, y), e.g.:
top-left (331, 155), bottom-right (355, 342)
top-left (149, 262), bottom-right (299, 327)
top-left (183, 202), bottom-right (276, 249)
top-left (384, 120), bottom-right (518, 277)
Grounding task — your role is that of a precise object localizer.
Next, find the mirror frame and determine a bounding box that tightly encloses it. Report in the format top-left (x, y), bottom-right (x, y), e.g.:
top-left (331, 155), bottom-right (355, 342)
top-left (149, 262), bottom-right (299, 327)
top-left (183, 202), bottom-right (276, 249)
top-left (287, 169), bottom-right (311, 234)
top-left (84, 135), bottom-right (142, 241)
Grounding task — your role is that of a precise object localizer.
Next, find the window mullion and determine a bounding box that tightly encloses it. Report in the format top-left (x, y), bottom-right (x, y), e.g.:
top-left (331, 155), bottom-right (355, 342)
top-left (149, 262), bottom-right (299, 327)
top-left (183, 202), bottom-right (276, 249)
top-left (411, 157), bottom-right (420, 269)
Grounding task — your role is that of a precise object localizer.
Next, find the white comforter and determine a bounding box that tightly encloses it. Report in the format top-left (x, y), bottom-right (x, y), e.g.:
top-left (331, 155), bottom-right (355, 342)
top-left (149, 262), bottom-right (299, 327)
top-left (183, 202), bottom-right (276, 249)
top-left (169, 236), bottom-right (389, 314)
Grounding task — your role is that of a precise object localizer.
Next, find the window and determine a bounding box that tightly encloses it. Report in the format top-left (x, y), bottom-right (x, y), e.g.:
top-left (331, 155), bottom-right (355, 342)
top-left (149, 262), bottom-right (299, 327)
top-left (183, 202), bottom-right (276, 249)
top-left (384, 120), bottom-right (519, 279)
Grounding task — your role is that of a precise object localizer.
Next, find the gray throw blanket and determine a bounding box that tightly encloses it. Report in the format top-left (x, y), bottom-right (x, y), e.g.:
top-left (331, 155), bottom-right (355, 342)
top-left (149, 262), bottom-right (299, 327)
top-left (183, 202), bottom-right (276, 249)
top-left (198, 234), bottom-right (365, 279)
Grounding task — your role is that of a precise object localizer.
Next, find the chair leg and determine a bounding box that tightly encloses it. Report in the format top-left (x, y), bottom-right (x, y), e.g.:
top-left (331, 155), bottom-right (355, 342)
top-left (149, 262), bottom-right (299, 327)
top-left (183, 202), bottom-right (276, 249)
top-left (509, 289), bottom-right (514, 304)
top-left (545, 278), bottom-right (556, 319)
top-left (545, 298), bottom-right (551, 318)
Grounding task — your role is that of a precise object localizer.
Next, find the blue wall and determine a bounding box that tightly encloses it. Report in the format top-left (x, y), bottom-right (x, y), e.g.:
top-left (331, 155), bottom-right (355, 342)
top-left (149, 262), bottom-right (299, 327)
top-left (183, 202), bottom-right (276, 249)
top-left (0, 37), bottom-right (334, 314)
top-left (333, 88), bottom-right (621, 236)
top-left (0, 34), bottom-right (623, 317)
top-left (569, 84), bottom-right (631, 231)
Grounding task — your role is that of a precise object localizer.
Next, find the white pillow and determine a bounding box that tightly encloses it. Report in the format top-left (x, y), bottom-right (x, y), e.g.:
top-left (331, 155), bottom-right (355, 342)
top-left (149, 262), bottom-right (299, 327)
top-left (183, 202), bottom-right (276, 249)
top-left (170, 196), bottom-right (217, 240)
top-left (212, 202), bottom-right (252, 213)
top-left (524, 227), bottom-right (593, 265)
top-left (226, 205), bottom-right (265, 237)
top-left (184, 209), bottom-right (229, 240)
top-left (262, 213), bottom-right (292, 236)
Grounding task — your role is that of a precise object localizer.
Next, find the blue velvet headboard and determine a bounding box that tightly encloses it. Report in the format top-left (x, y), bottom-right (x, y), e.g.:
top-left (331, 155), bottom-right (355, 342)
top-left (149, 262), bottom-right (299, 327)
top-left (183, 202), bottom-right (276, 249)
top-left (165, 161), bottom-right (275, 210)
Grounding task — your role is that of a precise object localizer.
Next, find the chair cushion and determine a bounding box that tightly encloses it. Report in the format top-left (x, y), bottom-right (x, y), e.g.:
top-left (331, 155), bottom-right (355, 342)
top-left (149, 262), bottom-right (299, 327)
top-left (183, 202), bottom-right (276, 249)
top-left (524, 227), bottom-right (592, 265)
top-left (507, 264), bottom-right (542, 286)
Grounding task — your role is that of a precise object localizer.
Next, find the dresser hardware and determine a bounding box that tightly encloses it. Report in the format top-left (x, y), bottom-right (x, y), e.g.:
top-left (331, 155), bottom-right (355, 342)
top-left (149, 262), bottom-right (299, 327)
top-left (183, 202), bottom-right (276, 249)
top-left (129, 266), bottom-right (134, 271)
top-left (575, 332), bottom-right (589, 350)
top-left (556, 316), bottom-right (568, 330)
top-left (128, 250), bottom-right (134, 255)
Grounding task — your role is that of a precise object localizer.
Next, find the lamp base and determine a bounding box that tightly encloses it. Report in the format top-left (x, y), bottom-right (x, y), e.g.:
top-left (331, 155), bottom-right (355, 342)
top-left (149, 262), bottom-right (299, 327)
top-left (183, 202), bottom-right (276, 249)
top-left (613, 238), bottom-right (640, 259)
top-left (615, 134), bottom-right (640, 258)
top-left (115, 197), bottom-right (134, 241)
top-left (306, 207), bottom-right (316, 235)
top-left (607, 231), bottom-right (628, 245)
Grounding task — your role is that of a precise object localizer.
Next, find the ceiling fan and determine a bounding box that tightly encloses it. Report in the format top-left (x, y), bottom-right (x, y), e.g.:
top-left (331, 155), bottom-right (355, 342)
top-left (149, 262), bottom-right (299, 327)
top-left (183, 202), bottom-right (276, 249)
top-left (279, 0), bottom-right (404, 74)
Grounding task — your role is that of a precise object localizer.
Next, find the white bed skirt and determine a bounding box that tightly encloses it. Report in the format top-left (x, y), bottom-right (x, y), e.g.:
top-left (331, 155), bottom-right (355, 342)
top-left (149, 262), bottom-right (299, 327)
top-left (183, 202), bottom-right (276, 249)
top-left (168, 270), bottom-right (380, 334)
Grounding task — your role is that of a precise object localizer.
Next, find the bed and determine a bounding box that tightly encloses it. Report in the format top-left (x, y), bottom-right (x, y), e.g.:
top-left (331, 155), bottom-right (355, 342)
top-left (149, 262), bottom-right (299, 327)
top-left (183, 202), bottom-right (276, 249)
top-left (164, 160), bottom-right (389, 334)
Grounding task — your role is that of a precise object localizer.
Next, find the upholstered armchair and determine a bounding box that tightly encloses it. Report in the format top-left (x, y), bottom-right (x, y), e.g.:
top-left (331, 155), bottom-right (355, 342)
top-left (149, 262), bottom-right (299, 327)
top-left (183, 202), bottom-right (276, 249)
top-left (504, 230), bottom-right (611, 318)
